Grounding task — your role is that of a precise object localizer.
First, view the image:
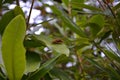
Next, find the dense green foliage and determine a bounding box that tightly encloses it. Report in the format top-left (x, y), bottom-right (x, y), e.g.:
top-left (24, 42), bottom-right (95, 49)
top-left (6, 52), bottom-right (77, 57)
top-left (0, 0), bottom-right (120, 80)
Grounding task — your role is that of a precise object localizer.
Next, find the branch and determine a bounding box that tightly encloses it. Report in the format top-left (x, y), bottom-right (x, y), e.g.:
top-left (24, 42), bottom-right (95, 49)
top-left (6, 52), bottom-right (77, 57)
top-left (103, 0), bottom-right (116, 18)
top-left (16, 0), bottom-right (20, 6)
top-left (27, 0), bottom-right (35, 29)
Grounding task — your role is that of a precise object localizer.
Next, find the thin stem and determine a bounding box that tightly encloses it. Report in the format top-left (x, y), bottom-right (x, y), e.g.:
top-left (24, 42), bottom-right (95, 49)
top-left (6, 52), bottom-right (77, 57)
top-left (27, 0), bottom-right (35, 29)
top-left (97, 0), bottom-right (105, 10)
top-left (16, 0), bottom-right (20, 6)
top-left (103, 0), bottom-right (116, 18)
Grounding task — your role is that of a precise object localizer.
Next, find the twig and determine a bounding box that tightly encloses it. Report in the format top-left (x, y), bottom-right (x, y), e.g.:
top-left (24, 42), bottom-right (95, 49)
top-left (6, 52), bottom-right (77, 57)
top-left (27, 0), bottom-right (35, 29)
top-left (97, 0), bottom-right (105, 10)
top-left (16, 0), bottom-right (20, 6)
top-left (103, 0), bottom-right (116, 18)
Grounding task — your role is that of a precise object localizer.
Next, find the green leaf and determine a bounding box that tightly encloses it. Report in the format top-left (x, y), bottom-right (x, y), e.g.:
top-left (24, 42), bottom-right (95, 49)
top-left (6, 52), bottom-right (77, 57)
top-left (1, 15), bottom-right (26, 80)
top-left (85, 56), bottom-right (106, 71)
top-left (0, 6), bottom-right (25, 35)
top-left (25, 51), bottom-right (41, 73)
top-left (0, 10), bottom-right (15, 35)
top-left (24, 35), bottom-right (45, 48)
top-left (112, 2), bottom-right (120, 11)
top-left (89, 15), bottom-right (105, 27)
top-left (50, 68), bottom-right (73, 80)
top-left (14, 6), bottom-right (25, 18)
top-left (3, 0), bottom-right (14, 3)
top-left (35, 35), bottom-right (70, 56)
top-left (62, 0), bottom-right (69, 7)
top-left (106, 65), bottom-right (120, 80)
top-left (87, 15), bottom-right (105, 37)
top-left (26, 54), bottom-right (61, 80)
top-left (71, 0), bottom-right (84, 3)
top-left (103, 50), bottom-right (120, 63)
top-left (50, 5), bottom-right (87, 38)
top-left (71, 2), bottom-right (101, 11)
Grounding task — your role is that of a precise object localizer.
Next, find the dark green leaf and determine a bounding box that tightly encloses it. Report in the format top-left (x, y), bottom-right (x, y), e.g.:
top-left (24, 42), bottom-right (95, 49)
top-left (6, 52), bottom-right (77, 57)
top-left (24, 35), bottom-right (45, 48)
top-left (26, 54), bottom-right (61, 80)
top-left (50, 68), bottom-right (73, 80)
top-left (0, 10), bottom-right (15, 35)
top-left (25, 51), bottom-right (41, 73)
top-left (0, 6), bottom-right (25, 35)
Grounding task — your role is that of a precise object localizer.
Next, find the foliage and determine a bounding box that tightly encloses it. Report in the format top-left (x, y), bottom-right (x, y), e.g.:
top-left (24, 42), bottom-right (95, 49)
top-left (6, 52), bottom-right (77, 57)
top-left (0, 0), bottom-right (120, 80)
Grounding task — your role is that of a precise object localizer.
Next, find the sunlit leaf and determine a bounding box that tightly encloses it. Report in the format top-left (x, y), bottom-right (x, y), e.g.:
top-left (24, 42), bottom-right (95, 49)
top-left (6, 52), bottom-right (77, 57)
top-left (2, 15), bottom-right (26, 80)
top-left (35, 35), bottom-right (70, 56)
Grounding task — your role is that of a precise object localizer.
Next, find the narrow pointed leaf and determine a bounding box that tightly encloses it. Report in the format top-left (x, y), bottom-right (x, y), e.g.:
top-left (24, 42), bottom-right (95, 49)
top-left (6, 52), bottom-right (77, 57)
top-left (2, 15), bottom-right (26, 80)
top-left (50, 5), bottom-right (86, 38)
top-left (71, 2), bottom-right (102, 11)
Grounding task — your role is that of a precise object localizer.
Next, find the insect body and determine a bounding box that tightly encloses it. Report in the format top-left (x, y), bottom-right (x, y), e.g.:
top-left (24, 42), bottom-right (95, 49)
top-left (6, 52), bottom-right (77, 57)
top-left (52, 39), bottom-right (63, 44)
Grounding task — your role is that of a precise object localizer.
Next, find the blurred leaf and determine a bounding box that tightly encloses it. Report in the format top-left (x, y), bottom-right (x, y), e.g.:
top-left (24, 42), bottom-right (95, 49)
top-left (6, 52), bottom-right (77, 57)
top-left (44, 74), bottom-right (52, 80)
top-left (25, 51), bottom-right (41, 73)
top-left (26, 54), bottom-right (61, 80)
top-left (85, 56), bottom-right (106, 71)
top-left (35, 35), bottom-right (70, 56)
top-left (85, 56), bottom-right (120, 80)
top-left (103, 50), bottom-right (120, 63)
top-left (106, 65), bottom-right (120, 80)
top-left (62, 0), bottom-right (69, 7)
top-left (89, 15), bottom-right (105, 27)
top-left (71, 2), bottom-right (101, 11)
top-left (0, 6), bottom-right (25, 35)
top-left (2, 15), bottom-right (26, 80)
top-left (86, 15), bottom-right (105, 37)
top-left (2, 0), bottom-right (14, 3)
top-left (14, 6), bottom-right (25, 18)
top-left (50, 5), bottom-right (87, 38)
top-left (24, 35), bottom-right (45, 48)
top-left (112, 2), bottom-right (120, 11)
top-left (50, 68), bottom-right (73, 80)
top-left (0, 10), bottom-right (15, 35)
top-left (71, 0), bottom-right (84, 3)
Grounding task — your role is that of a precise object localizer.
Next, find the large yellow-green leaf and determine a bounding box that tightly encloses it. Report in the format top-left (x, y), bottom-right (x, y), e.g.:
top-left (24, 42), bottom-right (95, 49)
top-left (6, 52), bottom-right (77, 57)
top-left (1, 15), bottom-right (26, 80)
